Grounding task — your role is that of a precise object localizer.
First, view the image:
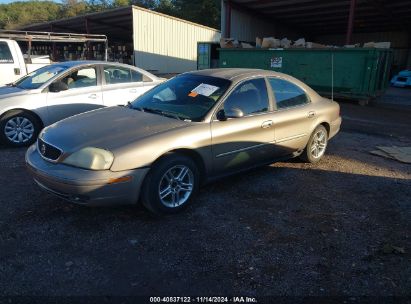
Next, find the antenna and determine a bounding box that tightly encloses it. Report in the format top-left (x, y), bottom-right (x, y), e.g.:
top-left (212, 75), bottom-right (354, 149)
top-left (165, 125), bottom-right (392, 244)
top-left (331, 52), bottom-right (334, 101)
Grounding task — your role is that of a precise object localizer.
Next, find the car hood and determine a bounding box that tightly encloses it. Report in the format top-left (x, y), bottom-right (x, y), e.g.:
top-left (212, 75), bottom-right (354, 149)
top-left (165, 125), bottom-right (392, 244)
top-left (0, 86), bottom-right (31, 98)
top-left (41, 106), bottom-right (190, 153)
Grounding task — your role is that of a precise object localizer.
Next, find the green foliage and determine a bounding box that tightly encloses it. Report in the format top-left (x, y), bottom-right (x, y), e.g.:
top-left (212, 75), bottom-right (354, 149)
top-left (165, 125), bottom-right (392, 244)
top-left (61, 0), bottom-right (88, 18)
top-left (0, 1), bottom-right (61, 29)
top-left (0, 0), bottom-right (221, 30)
top-left (172, 0), bottom-right (220, 28)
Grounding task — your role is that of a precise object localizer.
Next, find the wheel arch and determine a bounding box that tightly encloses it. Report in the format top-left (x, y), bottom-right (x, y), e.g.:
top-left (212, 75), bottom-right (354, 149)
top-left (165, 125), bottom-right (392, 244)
top-left (319, 121), bottom-right (330, 137)
top-left (0, 108), bottom-right (44, 130)
top-left (154, 148), bottom-right (207, 184)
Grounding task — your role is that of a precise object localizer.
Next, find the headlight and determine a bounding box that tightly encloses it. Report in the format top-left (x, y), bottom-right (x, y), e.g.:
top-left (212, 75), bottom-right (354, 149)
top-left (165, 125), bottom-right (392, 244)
top-left (62, 147), bottom-right (114, 170)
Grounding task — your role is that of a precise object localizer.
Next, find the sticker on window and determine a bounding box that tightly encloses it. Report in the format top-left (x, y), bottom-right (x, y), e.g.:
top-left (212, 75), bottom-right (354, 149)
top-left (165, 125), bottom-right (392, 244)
top-left (190, 83), bottom-right (219, 97)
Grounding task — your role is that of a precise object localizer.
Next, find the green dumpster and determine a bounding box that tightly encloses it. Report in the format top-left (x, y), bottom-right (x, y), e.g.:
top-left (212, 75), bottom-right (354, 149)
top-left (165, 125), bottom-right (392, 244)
top-left (219, 48), bottom-right (393, 102)
top-left (197, 42), bottom-right (220, 70)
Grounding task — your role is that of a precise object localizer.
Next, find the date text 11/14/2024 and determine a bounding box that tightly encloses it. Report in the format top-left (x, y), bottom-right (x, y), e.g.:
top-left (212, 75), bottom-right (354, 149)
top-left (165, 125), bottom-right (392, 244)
top-left (149, 297), bottom-right (258, 303)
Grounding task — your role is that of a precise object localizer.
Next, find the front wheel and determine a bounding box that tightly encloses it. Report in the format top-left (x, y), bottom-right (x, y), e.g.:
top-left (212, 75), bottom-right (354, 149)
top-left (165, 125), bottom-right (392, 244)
top-left (0, 110), bottom-right (41, 147)
top-left (300, 125), bottom-right (328, 163)
top-left (141, 154), bottom-right (200, 215)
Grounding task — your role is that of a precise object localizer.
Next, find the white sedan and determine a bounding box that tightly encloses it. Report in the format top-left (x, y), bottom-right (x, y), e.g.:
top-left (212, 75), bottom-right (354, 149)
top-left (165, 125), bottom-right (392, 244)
top-left (0, 61), bottom-right (163, 146)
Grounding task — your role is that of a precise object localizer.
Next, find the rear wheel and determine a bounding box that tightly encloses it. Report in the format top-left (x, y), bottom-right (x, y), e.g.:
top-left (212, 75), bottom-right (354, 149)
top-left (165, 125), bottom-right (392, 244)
top-left (0, 110), bottom-right (41, 147)
top-left (141, 154), bottom-right (200, 215)
top-left (300, 125), bottom-right (328, 163)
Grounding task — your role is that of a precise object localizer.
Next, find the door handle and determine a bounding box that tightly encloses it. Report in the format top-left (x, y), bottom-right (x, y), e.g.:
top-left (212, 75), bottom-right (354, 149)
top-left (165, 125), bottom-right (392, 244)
top-left (88, 94), bottom-right (97, 99)
top-left (261, 120), bottom-right (273, 129)
top-left (308, 111), bottom-right (316, 118)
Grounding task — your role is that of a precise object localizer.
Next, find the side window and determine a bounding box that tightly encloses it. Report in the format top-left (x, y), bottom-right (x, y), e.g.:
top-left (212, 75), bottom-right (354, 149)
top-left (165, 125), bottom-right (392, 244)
top-left (61, 67), bottom-right (97, 89)
top-left (223, 78), bottom-right (269, 116)
top-left (269, 78), bottom-right (309, 109)
top-left (104, 66), bottom-right (131, 84)
top-left (0, 42), bottom-right (14, 63)
top-left (131, 70), bottom-right (153, 83)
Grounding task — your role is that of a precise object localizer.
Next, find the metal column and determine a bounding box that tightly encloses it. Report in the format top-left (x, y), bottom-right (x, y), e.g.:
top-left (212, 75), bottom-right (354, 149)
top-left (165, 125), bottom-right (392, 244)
top-left (345, 0), bottom-right (356, 45)
top-left (225, 0), bottom-right (232, 38)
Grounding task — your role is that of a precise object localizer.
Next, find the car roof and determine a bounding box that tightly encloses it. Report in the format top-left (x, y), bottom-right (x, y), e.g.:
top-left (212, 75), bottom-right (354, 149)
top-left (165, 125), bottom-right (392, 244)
top-left (185, 68), bottom-right (321, 99)
top-left (50, 60), bottom-right (140, 70)
top-left (185, 68), bottom-right (289, 82)
top-left (47, 60), bottom-right (159, 79)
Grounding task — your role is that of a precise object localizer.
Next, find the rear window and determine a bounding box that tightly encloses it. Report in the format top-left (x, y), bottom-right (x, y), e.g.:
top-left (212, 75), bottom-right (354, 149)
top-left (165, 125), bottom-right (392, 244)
top-left (0, 42), bottom-right (14, 63)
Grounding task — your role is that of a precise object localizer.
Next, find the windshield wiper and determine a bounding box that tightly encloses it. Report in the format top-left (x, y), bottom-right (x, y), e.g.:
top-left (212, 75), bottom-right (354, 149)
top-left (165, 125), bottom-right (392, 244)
top-left (141, 107), bottom-right (183, 121)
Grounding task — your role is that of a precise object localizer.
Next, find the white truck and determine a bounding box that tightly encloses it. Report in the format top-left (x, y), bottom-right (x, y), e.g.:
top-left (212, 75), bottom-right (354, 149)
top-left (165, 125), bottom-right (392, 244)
top-left (0, 30), bottom-right (108, 86)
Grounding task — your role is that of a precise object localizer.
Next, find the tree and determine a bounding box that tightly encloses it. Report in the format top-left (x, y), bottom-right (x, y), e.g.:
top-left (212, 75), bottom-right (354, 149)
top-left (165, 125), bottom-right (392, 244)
top-left (0, 0), bottom-right (221, 30)
top-left (113, 0), bottom-right (130, 8)
top-left (61, 0), bottom-right (88, 17)
top-left (155, 0), bottom-right (176, 16)
top-left (0, 1), bottom-right (61, 29)
top-left (172, 0), bottom-right (220, 28)
top-left (130, 0), bottom-right (156, 9)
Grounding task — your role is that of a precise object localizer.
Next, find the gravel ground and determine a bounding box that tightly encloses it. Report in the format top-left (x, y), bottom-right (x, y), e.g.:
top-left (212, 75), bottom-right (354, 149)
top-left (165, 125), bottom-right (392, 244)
top-left (0, 103), bottom-right (410, 302)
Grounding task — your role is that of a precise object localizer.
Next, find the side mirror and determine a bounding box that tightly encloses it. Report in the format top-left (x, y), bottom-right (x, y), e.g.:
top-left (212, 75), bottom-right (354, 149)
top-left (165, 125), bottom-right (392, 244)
top-left (49, 81), bottom-right (68, 93)
top-left (225, 107), bottom-right (244, 119)
top-left (216, 109), bottom-right (227, 121)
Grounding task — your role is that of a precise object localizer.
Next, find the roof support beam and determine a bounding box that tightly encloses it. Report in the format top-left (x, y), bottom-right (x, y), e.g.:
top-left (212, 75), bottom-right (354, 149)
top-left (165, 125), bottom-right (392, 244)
top-left (87, 18), bottom-right (129, 32)
top-left (345, 0), bottom-right (357, 44)
top-left (225, 0), bottom-right (232, 38)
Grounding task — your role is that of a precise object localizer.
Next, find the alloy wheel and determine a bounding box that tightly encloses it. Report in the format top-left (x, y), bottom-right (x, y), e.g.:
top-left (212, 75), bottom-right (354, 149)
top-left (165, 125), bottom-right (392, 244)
top-left (4, 117), bottom-right (35, 144)
top-left (310, 129), bottom-right (327, 159)
top-left (158, 165), bottom-right (194, 208)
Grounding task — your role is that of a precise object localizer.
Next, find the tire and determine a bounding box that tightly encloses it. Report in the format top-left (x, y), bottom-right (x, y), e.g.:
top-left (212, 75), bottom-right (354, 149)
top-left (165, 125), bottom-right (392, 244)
top-left (299, 125), bottom-right (328, 163)
top-left (141, 153), bottom-right (200, 215)
top-left (0, 110), bottom-right (42, 147)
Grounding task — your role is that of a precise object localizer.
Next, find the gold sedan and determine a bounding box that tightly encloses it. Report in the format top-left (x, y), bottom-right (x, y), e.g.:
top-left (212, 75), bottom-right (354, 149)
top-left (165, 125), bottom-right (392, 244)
top-left (26, 69), bottom-right (341, 215)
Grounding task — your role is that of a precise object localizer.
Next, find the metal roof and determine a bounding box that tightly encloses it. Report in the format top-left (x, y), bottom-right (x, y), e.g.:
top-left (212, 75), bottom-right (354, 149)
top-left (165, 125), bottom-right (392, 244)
top-left (21, 6), bottom-right (133, 42)
top-left (20, 5), bottom-right (220, 43)
top-left (229, 0), bottom-right (411, 35)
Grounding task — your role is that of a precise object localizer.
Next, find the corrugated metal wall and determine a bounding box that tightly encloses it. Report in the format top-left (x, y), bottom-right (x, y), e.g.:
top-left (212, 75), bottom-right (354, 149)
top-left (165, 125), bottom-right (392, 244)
top-left (316, 31), bottom-right (411, 72)
top-left (221, 3), bottom-right (300, 42)
top-left (132, 6), bottom-right (221, 74)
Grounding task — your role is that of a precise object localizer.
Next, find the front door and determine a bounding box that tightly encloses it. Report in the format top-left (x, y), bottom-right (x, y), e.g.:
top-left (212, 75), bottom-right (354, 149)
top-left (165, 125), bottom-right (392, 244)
top-left (211, 78), bottom-right (275, 175)
top-left (46, 65), bottom-right (103, 124)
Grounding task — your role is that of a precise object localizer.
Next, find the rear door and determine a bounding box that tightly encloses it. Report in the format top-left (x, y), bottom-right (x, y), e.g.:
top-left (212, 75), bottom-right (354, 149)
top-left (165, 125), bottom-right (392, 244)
top-left (102, 65), bottom-right (156, 106)
top-left (46, 65), bottom-right (103, 123)
top-left (211, 78), bottom-right (276, 175)
top-left (268, 77), bottom-right (313, 154)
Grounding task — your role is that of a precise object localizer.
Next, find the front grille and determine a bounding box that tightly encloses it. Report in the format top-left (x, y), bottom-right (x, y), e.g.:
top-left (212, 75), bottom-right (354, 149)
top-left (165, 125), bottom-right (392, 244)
top-left (37, 138), bottom-right (62, 161)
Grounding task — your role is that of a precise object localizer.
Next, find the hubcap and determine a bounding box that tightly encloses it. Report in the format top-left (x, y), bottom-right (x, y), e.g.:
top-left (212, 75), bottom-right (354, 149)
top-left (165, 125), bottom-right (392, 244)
top-left (158, 165), bottom-right (194, 208)
top-left (4, 117), bottom-right (34, 144)
top-left (310, 129), bottom-right (327, 159)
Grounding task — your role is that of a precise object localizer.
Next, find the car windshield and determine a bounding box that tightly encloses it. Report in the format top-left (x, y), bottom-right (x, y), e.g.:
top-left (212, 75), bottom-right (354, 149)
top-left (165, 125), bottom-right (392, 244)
top-left (14, 64), bottom-right (70, 90)
top-left (130, 74), bottom-right (231, 122)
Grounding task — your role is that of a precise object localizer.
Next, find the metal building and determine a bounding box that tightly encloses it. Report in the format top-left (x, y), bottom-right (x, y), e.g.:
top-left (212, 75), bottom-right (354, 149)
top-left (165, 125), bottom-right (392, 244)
top-left (221, 0), bottom-right (411, 71)
top-left (22, 5), bottom-right (221, 74)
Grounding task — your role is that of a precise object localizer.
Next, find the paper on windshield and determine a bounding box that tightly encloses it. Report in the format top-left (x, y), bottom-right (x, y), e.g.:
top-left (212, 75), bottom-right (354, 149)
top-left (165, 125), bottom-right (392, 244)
top-left (190, 83), bottom-right (220, 97)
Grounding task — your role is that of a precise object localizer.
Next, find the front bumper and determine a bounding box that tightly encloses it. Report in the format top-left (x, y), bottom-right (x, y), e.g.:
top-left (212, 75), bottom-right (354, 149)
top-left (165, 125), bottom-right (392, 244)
top-left (25, 145), bottom-right (149, 206)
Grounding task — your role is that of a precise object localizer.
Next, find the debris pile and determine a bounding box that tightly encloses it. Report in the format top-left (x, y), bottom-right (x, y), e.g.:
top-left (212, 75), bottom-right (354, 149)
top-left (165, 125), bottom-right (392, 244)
top-left (220, 37), bottom-right (391, 49)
